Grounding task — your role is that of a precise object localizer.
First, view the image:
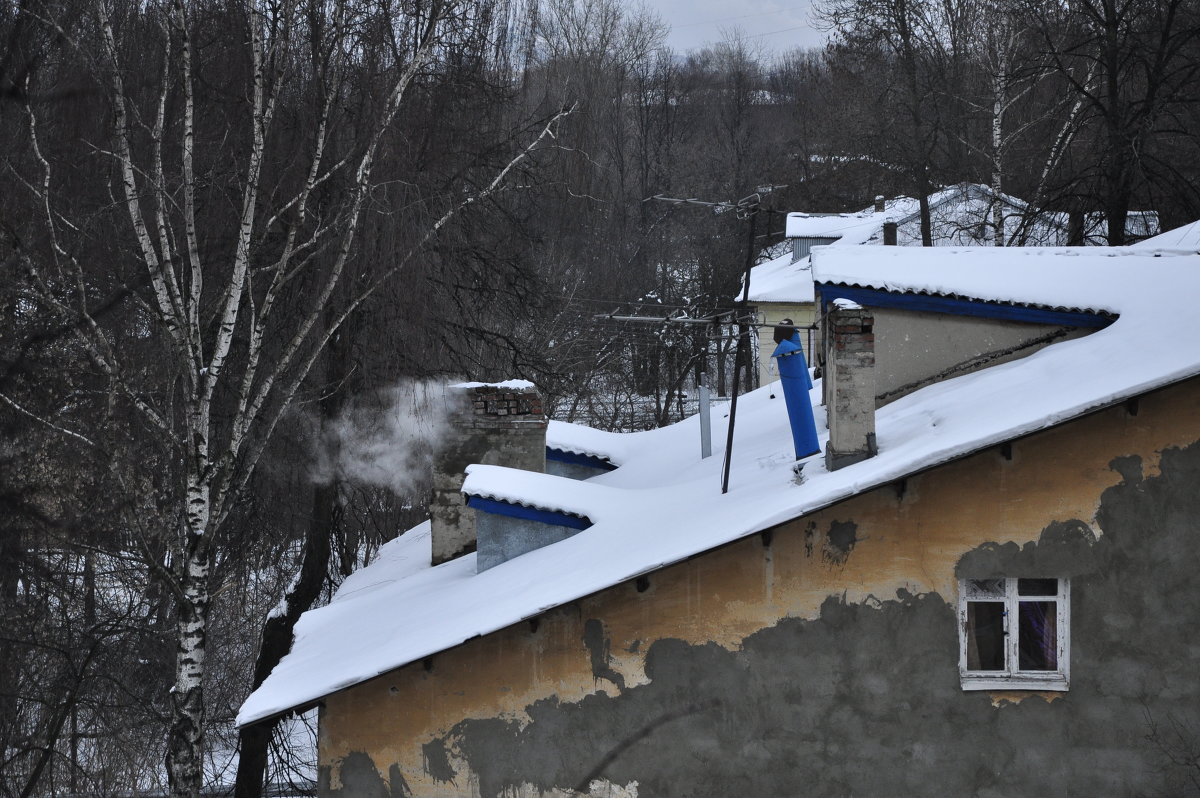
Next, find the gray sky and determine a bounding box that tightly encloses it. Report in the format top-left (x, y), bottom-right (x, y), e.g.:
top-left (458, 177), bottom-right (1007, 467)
top-left (645, 0), bottom-right (827, 56)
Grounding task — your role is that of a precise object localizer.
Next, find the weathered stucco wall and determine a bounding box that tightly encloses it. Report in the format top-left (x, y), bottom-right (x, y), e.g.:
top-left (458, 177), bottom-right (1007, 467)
top-left (868, 307), bottom-right (1092, 406)
top-left (754, 302), bottom-right (818, 388)
top-left (320, 377), bottom-right (1200, 798)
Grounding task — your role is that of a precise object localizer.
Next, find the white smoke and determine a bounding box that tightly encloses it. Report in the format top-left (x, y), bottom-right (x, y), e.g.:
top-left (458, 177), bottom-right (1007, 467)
top-left (313, 379), bottom-right (456, 496)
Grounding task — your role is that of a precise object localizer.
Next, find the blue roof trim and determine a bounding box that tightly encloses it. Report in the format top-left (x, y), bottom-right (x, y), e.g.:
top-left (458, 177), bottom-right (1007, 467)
top-left (466, 495), bottom-right (593, 531)
top-left (817, 284), bottom-right (1113, 328)
top-left (546, 447), bottom-right (618, 471)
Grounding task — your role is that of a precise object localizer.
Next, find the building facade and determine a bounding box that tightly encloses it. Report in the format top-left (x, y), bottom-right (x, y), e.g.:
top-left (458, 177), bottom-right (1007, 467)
top-left (317, 374), bottom-right (1200, 797)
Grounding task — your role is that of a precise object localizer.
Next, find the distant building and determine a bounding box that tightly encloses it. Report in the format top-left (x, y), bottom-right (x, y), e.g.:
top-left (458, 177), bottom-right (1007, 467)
top-left (747, 183), bottom-right (1159, 386)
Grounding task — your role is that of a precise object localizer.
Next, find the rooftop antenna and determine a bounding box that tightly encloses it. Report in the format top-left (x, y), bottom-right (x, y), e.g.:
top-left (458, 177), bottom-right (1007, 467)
top-left (646, 189), bottom-right (785, 493)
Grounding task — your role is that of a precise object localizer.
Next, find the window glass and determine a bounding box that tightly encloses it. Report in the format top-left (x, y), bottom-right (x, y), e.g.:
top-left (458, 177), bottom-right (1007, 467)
top-left (965, 578), bottom-right (1005, 598)
top-left (1018, 601), bottom-right (1058, 671)
top-left (1017, 578), bottom-right (1058, 596)
top-left (965, 602), bottom-right (1006, 671)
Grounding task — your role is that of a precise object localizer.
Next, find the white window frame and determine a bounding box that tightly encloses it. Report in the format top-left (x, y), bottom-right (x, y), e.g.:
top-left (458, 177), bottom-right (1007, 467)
top-left (958, 577), bottom-right (1070, 691)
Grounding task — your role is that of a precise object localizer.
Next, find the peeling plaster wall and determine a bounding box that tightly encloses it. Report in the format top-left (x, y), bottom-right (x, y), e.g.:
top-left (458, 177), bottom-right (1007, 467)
top-left (319, 377), bottom-right (1200, 798)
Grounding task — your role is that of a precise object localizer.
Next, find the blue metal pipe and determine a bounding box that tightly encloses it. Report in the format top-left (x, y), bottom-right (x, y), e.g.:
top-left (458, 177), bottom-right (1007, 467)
top-left (772, 336), bottom-right (821, 460)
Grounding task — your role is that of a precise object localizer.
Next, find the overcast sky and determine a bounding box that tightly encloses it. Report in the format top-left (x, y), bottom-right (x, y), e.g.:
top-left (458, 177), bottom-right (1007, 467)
top-left (645, 0), bottom-right (828, 56)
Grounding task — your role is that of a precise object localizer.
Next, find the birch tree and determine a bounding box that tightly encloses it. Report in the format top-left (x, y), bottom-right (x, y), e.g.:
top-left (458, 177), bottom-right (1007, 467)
top-left (13, 0), bottom-right (571, 795)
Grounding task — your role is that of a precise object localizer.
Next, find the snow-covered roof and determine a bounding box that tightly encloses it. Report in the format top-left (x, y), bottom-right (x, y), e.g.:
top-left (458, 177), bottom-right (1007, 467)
top-left (744, 249), bottom-right (817, 303)
top-left (752, 184), bottom-right (1024, 303)
top-left (1133, 218), bottom-right (1200, 251)
top-left (784, 210), bottom-right (887, 242)
top-left (451, 379), bottom-right (536, 390)
top-left (238, 246), bottom-right (1200, 727)
top-left (783, 183), bottom-right (1024, 243)
top-left (546, 420), bottom-right (641, 465)
top-left (812, 246), bottom-right (1121, 317)
top-left (748, 185), bottom-right (1159, 304)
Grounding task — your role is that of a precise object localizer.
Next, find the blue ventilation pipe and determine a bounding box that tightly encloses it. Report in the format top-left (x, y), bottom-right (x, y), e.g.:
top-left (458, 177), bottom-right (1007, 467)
top-left (772, 336), bottom-right (821, 460)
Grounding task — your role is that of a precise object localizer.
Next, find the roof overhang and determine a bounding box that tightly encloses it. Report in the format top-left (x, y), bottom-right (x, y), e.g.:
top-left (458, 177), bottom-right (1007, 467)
top-left (817, 283), bottom-right (1115, 328)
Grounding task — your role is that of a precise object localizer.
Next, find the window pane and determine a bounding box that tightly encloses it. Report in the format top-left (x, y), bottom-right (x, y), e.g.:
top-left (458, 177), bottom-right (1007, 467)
top-left (1018, 601), bottom-right (1058, 670)
top-left (965, 578), bottom-right (1005, 598)
top-left (1017, 578), bottom-right (1058, 596)
top-left (966, 602), bottom-right (1006, 671)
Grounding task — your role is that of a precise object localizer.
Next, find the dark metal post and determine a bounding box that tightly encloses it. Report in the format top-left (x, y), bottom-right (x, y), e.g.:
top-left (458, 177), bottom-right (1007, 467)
top-left (722, 208), bottom-right (758, 494)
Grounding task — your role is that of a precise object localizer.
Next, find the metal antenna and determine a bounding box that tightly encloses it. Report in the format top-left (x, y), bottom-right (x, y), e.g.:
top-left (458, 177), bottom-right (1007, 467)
top-left (646, 190), bottom-right (785, 493)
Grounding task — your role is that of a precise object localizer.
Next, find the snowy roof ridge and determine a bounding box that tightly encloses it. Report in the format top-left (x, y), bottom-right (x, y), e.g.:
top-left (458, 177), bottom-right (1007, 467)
top-left (238, 247), bottom-right (1200, 728)
top-left (810, 245), bottom-right (1146, 314)
top-left (1132, 217), bottom-right (1200, 251)
top-left (818, 279), bottom-right (1117, 318)
top-left (546, 419), bottom-right (643, 465)
top-left (755, 183), bottom-right (1011, 303)
top-left (463, 465), bottom-right (610, 520)
top-left (745, 249), bottom-right (816, 303)
top-left (451, 379), bottom-right (536, 390)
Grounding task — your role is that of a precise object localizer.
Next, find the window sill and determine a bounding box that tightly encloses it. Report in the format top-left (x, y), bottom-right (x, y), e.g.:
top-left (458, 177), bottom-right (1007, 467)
top-left (961, 675), bottom-right (1069, 692)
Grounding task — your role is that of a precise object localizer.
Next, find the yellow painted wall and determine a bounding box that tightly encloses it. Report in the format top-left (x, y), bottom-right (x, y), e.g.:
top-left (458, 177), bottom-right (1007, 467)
top-left (755, 302), bottom-right (818, 387)
top-left (319, 376), bottom-right (1200, 797)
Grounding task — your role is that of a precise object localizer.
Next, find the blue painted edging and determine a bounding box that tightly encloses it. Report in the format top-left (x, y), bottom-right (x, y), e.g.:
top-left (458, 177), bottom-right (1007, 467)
top-left (466, 495), bottom-right (593, 530)
top-left (817, 284), bottom-right (1113, 328)
top-left (546, 448), bottom-right (617, 471)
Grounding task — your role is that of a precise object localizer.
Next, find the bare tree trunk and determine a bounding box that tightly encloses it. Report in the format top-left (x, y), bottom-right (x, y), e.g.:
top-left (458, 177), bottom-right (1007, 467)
top-left (990, 58), bottom-right (1005, 246)
top-left (233, 311), bottom-right (352, 798)
top-left (168, 523), bottom-right (212, 798)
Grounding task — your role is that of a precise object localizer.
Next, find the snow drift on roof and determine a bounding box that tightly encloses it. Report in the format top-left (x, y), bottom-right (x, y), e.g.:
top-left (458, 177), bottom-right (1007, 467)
top-left (811, 245), bottom-right (1124, 315)
top-left (451, 379), bottom-right (536, 390)
top-left (546, 420), bottom-right (641, 465)
top-left (1133, 218), bottom-right (1200, 251)
top-left (238, 247), bottom-right (1200, 727)
top-left (745, 249), bottom-right (816, 303)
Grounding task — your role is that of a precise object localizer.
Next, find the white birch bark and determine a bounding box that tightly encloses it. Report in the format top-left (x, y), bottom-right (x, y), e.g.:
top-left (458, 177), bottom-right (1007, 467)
top-left (81, 3), bottom-right (572, 797)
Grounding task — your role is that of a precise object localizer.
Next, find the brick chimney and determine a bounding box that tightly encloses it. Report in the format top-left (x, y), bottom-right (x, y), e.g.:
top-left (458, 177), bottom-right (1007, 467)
top-left (824, 300), bottom-right (878, 471)
top-left (874, 195), bottom-right (886, 213)
top-left (882, 221), bottom-right (898, 246)
top-left (430, 382), bottom-right (546, 565)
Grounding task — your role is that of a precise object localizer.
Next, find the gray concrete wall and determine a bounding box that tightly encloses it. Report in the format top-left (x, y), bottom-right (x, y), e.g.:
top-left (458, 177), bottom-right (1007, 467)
top-left (870, 308), bottom-right (1092, 406)
top-left (475, 512), bottom-right (582, 572)
top-left (424, 442), bottom-right (1200, 797)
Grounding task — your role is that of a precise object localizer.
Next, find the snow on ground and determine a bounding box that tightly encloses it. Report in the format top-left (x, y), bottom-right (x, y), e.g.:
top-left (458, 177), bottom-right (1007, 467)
top-left (238, 246), bottom-right (1200, 727)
